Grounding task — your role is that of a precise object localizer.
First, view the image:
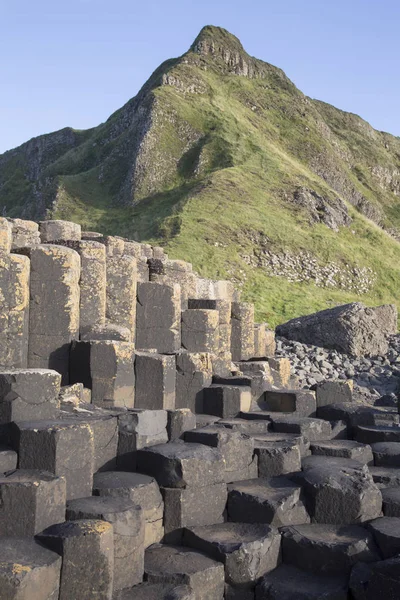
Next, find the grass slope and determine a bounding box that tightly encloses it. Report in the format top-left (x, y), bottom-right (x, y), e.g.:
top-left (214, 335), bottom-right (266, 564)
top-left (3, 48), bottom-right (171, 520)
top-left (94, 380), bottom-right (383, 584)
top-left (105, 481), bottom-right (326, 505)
top-left (2, 26), bottom-right (400, 326)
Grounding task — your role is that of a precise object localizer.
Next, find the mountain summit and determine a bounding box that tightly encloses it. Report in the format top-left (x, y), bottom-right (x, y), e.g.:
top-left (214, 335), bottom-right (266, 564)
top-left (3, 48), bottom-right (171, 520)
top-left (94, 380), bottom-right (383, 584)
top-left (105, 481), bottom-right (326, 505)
top-left (1, 26), bottom-right (400, 324)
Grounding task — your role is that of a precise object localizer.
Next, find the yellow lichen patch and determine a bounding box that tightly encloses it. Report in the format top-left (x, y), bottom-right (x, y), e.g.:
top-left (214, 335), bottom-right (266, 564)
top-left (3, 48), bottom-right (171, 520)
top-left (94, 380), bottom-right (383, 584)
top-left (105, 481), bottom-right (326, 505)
top-left (12, 563), bottom-right (32, 574)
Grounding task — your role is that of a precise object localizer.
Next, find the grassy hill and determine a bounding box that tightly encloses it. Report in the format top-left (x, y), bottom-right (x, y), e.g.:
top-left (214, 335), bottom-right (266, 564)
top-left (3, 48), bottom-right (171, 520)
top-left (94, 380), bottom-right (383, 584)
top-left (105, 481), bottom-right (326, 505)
top-left (1, 25), bottom-right (400, 326)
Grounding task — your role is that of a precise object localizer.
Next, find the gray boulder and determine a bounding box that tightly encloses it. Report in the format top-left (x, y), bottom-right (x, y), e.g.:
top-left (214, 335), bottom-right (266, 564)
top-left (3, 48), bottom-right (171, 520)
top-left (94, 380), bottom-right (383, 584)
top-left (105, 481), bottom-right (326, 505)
top-left (276, 303), bottom-right (397, 357)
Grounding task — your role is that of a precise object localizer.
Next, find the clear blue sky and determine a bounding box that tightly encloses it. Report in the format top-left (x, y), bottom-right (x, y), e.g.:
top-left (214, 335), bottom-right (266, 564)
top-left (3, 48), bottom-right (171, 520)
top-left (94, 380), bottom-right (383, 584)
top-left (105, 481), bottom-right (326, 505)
top-left (1, 0), bottom-right (399, 154)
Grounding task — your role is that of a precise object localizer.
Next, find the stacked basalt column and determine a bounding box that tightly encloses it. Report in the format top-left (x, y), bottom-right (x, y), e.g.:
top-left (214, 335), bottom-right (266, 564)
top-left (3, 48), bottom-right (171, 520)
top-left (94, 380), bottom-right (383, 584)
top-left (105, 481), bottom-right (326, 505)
top-left (0, 218), bottom-right (320, 600)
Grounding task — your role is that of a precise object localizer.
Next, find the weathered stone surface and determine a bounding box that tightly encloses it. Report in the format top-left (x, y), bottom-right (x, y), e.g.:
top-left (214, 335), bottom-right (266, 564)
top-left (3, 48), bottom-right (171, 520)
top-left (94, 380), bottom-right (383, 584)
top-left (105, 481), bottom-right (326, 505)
top-left (369, 466), bottom-right (400, 488)
top-left (350, 555), bottom-right (400, 600)
top-left (310, 440), bottom-right (374, 465)
top-left (93, 471), bottom-right (164, 547)
top-left (106, 254), bottom-right (137, 339)
top-left (8, 218), bottom-right (40, 250)
top-left (25, 244), bottom-right (80, 382)
top-left (14, 419), bottom-right (94, 500)
top-left (253, 323), bottom-right (275, 358)
top-left (382, 487), bottom-right (400, 516)
top-left (216, 417), bottom-right (272, 436)
top-left (262, 389), bottom-right (316, 417)
top-left (272, 416), bottom-right (332, 441)
top-left (77, 240), bottom-right (107, 332)
top-left (188, 298), bottom-right (231, 361)
top-left (0, 251), bottom-right (30, 368)
top-left (81, 322), bottom-right (131, 342)
top-left (119, 409), bottom-right (168, 445)
top-left (301, 454), bottom-right (367, 472)
top-left (227, 476), bottom-right (310, 526)
top-left (0, 219), bottom-right (13, 253)
top-left (267, 357), bottom-right (291, 388)
top-left (137, 442), bottom-right (225, 488)
top-left (176, 352), bottom-right (213, 413)
top-left (315, 379), bottom-right (353, 407)
top-left (135, 352), bottom-right (175, 410)
top-left (182, 309), bottom-right (219, 354)
top-left (371, 442), bottom-right (400, 466)
top-left (183, 522), bottom-right (281, 588)
top-left (0, 368), bottom-right (61, 423)
top-left (144, 544), bottom-right (225, 600)
top-left (148, 259), bottom-right (197, 307)
top-left (195, 278), bottom-right (236, 302)
top-left (297, 462), bottom-right (382, 524)
top-left (59, 408), bottom-right (118, 472)
top-left (281, 523), bottom-right (379, 575)
top-left (163, 483), bottom-right (227, 542)
top-left (117, 409), bottom-right (168, 470)
top-left (136, 282), bottom-right (181, 352)
top-left (256, 564), bottom-right (348, 600)
top-left (355, 425), bottom-right (400, 444)
top-left (276, 302), bottom-right (397, 357)
top-left (70, 340), bottom-right (135, 409)
top-left (255, 440), bottom-right (301, 478)
top-left (168, 409), bottom-right (197, 441)
top-left (66, 495), bottom-right (145, 591)
top-left (251, 431), bottom-right (310, 458)
top-left (184, 426), bottom-right (254, 482)
top-left (0, 537), bottom-right (61, 600)
top-left (368, 516), bottom-right (400, 558)
top-left (39, 219), bottom-right (81, 242)
top-left (0, 445), bottom-right (17, 472)
top-left (97, 235), bottom-right (125, 256)
top-left (114, 583), bottom-right (196, 600)
top-left (231, 302), bottom-right (255, 361)
top-left (318, 403), bottom-right (399, 430)
top-left (0, 469), bottom-right (66, 536)
top-left (236, 361), bottom-right (274, 406)
top-left (37, 519), bottom-right (114, 600)
top-left (91, 341), bottom-right (135, 408)
top-left (203, 384), bottom-right (251, 418)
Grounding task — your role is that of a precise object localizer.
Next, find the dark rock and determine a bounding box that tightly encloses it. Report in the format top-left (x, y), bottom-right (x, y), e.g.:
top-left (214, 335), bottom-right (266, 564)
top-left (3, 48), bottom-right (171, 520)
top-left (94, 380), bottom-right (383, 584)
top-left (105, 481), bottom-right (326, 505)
top-left (183, 522), bottom-right (281, 587)
top-left (144, 544), bottom-right (225, 600)
top-left (276, 303), bottom-right (397, 357)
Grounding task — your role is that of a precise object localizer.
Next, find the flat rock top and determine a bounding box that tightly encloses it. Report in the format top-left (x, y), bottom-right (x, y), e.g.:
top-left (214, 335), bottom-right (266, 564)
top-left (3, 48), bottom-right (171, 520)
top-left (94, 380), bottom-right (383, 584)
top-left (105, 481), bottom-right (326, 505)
top-left (228, 477), bottom-right (301, 501)
top-left (145, 544), bottom-right (223, 575)
top-left (141, 442), bottom-right (220, 461)
top-left (252, 433), bottom-right (304, 443)
top-left (0, 537), bottom-right (61, 567)
top-left (259, 564), bottom-right (349, 596)
top-left (0, 469), bottom-right (60, 484)
top-left (281, 523), bottom-right (373, 545)
top-left (311, 440), bottom-right (366, 450)
top-left (382, 487), bottom-right (400, 502)
top-left (369, 517), bottom-right (400, 536)
top-left (93, 471), bottom-right (156, 490)
top-left (358, 425), bottom-right (400, 433)
top-left (369, 466), bottom-right (400, 477)
top-left (302, 455), bottom-right (367, 472)
top-left (115, 583), bottom-right (194, 600)
top-left (372, 442), bottom-right (400, 455)
top-left (67, 495), bottom-right (139, 515)
top-left (15, 420), bottom-right (90, 432)
top-left (272, 416), bottom-right (328, 428)
top-left (187, 522), bottom-right (276, 546)
top-left (39, 519), bottom-right (113, 539)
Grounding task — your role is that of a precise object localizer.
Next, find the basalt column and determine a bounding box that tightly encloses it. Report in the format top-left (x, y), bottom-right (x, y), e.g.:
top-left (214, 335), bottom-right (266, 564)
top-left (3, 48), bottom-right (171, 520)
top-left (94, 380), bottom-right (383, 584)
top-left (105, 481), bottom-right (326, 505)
top-left (25, 244), bottom-right (80, 383)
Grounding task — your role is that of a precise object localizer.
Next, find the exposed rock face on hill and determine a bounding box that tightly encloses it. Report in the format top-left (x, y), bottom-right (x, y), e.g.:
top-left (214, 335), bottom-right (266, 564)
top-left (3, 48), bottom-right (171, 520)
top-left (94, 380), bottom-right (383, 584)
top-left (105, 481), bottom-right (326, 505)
top-left (2, 25), bottom-right (400, 326)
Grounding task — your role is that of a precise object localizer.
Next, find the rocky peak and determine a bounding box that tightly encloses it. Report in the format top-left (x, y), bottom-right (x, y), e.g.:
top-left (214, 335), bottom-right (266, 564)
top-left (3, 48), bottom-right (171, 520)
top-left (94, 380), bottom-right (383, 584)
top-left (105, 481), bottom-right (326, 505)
top-left (189, 25), bottom-right (267, 78)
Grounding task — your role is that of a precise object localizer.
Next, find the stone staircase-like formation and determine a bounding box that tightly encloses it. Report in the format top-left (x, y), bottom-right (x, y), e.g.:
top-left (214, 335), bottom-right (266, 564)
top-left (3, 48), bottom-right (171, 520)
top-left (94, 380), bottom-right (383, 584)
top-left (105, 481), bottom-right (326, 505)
top-left (0, 218), bottom-right (399, 599)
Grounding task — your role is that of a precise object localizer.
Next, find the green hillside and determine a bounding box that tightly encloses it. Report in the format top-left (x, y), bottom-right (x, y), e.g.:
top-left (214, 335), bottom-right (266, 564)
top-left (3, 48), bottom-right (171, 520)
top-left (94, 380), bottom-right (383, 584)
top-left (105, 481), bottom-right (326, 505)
top-left (1, 25), bottom-right (400, 326)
